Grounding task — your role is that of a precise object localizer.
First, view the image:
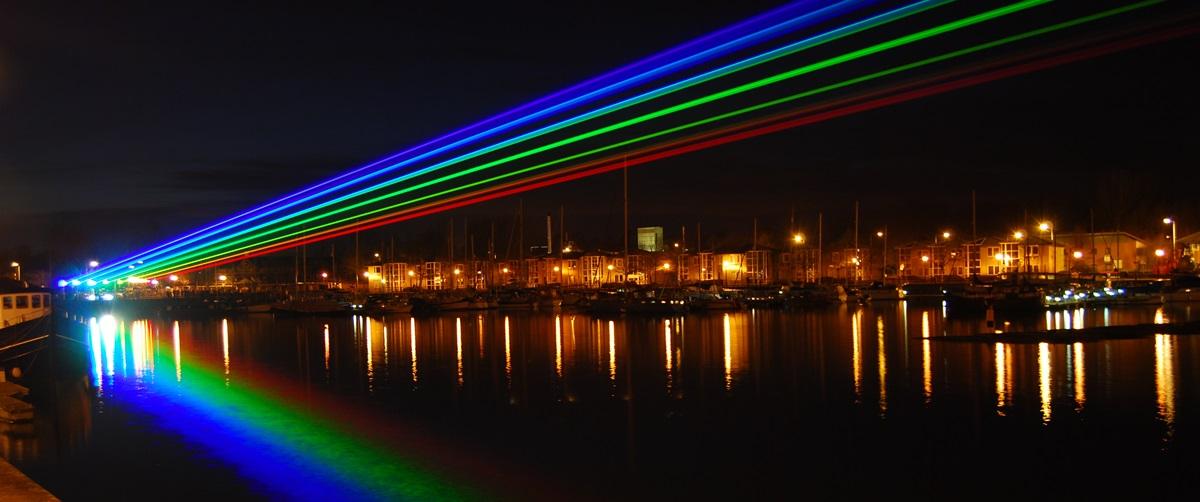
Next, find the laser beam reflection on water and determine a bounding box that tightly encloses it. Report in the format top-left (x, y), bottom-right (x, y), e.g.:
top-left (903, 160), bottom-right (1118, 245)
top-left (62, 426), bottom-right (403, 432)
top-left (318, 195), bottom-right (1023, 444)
top-left (85, 315), bottom-right (475, 500)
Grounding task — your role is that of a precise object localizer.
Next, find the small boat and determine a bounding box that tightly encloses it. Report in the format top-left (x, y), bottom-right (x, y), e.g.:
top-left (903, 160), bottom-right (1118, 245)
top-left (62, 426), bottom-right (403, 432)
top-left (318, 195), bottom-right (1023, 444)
top-left (1162, 275), bottom-right (1200, 303)
top-left (689, 293), bottom-right (741, 310)
top-left (367, 296), bottom-right (414, 314)
top-left (1, 280), bottom-right (53, 360)
top-left (584, 290), bottom-right (626, 315)
top-left (271, 295), bottom-right (349, 315)
top-left (864, 282), bottom-right (904, 301)
top-left (899, 283), bottom-right (946, 303)
top-left (434, 296), bottom-right (489, 312)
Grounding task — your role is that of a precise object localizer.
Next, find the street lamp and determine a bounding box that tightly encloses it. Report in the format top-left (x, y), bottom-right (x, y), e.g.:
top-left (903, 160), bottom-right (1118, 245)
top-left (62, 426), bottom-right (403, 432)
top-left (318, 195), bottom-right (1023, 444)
top-left (10, 262), bottom-right (19, 281)
top-left (1163, 217), bottom-right (1177, 268)
top-left (320, 272), bottom-right (329, 280)
top-left (1038, 221), bottom-right (1055, 273)
top-left (1012, 231), bottom-right (1032, 275)
top-left (875, 228), bottom-right (887, 280)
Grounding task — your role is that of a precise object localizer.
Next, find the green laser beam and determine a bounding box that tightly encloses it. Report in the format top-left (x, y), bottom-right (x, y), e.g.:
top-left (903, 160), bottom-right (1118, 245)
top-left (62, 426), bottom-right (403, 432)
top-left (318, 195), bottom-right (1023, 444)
top-left (130, 1), bottom-right (1053, 278)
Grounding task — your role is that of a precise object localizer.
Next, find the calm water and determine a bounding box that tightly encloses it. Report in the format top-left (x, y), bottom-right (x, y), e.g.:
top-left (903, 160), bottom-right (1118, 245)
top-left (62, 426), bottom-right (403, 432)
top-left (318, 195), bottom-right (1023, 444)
top-left (6, 303), bottom-right (1199, 499)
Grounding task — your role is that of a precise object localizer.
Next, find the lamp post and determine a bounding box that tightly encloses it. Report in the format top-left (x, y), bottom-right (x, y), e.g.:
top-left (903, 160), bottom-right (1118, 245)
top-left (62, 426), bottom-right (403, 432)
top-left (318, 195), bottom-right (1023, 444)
top-left (1038, 221), bottom-right (1055, 274)
top-left (1013, 230), bottom-right (1027, 273)
top-left (932, 230), bottom-right (951, 280)
top-left (875, 229), bottom-right (887, 281)
top-left (1163, 217), bottom-right (1177, 269)
top-left (792, 233), bottom-right (805, 282)
top-left (10, 262), bottom-right (19, 281)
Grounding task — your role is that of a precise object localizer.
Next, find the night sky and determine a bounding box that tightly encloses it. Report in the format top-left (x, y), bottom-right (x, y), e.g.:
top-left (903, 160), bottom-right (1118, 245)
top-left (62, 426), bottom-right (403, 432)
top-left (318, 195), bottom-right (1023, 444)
top-left (3, 1), bottom-right (1198, 267)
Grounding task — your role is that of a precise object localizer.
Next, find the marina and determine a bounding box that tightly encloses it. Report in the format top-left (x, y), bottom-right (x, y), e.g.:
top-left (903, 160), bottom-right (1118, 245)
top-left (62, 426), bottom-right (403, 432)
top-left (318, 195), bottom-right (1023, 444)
top-left (1, 301), bottom-right (1198, 498)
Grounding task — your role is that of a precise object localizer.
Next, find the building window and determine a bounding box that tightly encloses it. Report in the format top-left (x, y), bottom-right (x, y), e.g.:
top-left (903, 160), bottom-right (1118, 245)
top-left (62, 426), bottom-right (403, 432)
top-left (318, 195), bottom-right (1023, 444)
top-left (1, 296), bottom-right (10, 309)
top-left (1029, 245), bottom-right (1039, 257)
top-left (32, 295), bottom-right (41, 308)
top-left (15, 295), bottom-right (28, 308)
top-left (987, 247), bottom-right (998, 257)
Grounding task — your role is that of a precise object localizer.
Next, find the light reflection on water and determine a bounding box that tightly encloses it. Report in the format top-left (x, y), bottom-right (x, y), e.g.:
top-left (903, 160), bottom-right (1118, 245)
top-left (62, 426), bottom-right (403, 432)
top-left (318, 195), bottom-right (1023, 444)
top-left (18, 302), bottom-right (1200, 498)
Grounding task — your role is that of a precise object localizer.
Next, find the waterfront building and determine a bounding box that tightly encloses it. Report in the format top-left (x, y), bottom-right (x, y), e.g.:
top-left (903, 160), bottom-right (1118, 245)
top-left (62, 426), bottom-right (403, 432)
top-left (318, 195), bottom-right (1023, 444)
top-left (745, 249), bottom-right (772, 285)
top-left (636, 226), bottom-right (664, 252)
top-left (1056, 231), bottom-right (1148, 273)
top-left (1178, 231), bottom-right (1200, 269)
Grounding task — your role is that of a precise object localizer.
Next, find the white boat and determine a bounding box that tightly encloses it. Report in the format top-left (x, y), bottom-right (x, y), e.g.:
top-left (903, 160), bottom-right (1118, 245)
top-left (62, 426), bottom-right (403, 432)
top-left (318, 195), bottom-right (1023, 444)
top-left (1, 279), bottom-right (53, 352)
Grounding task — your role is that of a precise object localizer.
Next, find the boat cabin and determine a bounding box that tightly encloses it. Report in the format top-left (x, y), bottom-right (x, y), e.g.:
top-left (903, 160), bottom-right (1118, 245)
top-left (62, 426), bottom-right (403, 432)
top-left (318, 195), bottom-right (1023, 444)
top-left (1, 279), bottom-right (52, 329)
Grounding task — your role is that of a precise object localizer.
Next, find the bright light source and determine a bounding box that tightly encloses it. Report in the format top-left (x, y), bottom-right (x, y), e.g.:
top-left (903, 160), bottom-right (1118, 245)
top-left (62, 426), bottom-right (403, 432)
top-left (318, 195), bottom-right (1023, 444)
top-left (88, 260), bottom-right (99, 268)
top-left (502, 267), bottom-right (510, 273)
top-left (1013, 231), bottom-right (1025, 240)
top-left (150, 279), bottom-right (159, 286)
top-left (363, 271), bottom-right (371, 278)
top-left (218, 274), bottom-right (228, 281)
top-left (851, 257), bottom-right (860, 265)
top-left (101, 293), bottom-right (114, 301)
top-left (1155, 249), bottom-right (1166, 257)
top-left (169, 275), bottom-right (179, 282)
top-left (1073, 251), bottom-right (1083, 259)
top-left (673, 243), bottom-right (680, 248)
top-left (662, 262), bottom-right (671, 270)
top-left (453, 269), bottom-right (461, 275)
top-left (1163, 217), bottom-right (1174, 225)
top-left (407, 270), bottom-right (415, 277)
top-left (920, 255), bottom-right (930, 263)
top-left (553, 266), bottom-right (561, 272)
top-left (57, 280), bottom-right (68, 287)
top-left (9, 262), bottom-right (17, 268)
top-left (606, 264), bottom-right (614, 271)
top-left (320, 272), bottom-right (329, 279)
top-left (70, 279), bottom-right (81, 286)
top-left (876, 231), bottom-right (884, 238)
top-left (942, 231), bottom-right (951, 239)
top-left (792, 233), bottom-right (804, 244)
top-left (85, 279), bottom-right (97, 286)
top-left (374, 253), bottom-right (381, 258)
top-left (1038, 222), bottom-right (1050, 232)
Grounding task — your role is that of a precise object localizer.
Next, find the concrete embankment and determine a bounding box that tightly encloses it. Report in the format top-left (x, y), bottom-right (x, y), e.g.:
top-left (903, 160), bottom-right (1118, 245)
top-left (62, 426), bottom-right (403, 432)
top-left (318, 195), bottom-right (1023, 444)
top-left (928, 320), bottom-right (1200, 344)
top-left (0, 458), bottom-right (57, 501)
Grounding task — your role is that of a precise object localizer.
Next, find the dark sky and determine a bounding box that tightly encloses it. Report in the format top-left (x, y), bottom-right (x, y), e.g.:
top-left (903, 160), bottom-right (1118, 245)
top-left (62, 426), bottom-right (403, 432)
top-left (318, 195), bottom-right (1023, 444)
top-left (3, 1), bottom-right (1199, 265)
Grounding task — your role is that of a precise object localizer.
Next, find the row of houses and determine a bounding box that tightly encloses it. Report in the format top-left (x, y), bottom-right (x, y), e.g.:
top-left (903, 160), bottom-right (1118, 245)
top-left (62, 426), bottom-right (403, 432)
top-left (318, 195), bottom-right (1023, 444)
top-left (360, 230), bottom-right (1197, 291)
top-left (894, 231), bottom-right (1174, 278)
top-left (362, 249), bottom-right (785, 292)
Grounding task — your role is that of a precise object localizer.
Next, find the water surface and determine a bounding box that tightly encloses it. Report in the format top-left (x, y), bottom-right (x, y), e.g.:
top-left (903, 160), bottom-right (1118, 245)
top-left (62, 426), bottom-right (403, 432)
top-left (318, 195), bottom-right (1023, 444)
top-left (7, 303), bottom-right (1199, 499)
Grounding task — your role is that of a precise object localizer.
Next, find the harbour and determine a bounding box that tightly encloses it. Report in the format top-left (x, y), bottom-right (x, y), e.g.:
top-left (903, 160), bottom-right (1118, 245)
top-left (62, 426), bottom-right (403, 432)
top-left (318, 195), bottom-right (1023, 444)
top-left (2, 302), bottom-right (1197, 498)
